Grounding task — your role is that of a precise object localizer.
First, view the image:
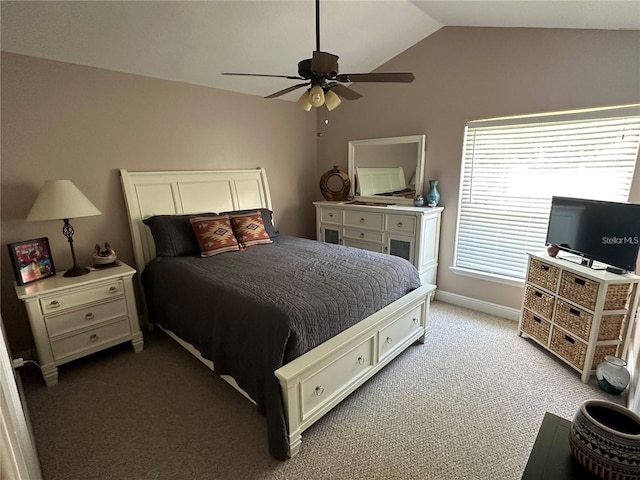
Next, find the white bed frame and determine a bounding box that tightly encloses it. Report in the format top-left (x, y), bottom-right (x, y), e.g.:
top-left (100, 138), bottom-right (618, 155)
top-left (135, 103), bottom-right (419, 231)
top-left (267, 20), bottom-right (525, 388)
top-left (120, 168), bottom-right (435, 457)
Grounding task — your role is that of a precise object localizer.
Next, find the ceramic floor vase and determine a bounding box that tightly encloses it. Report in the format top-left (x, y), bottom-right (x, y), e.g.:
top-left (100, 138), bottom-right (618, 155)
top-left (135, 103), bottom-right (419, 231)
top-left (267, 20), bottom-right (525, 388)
top-left (569, 399), bottom-right (640, 480)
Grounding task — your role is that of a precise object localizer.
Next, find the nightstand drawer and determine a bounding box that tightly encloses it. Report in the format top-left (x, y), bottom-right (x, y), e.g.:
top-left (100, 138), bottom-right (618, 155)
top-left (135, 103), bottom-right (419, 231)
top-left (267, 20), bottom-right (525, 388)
top-left (344, 211), bottom-right (384, 230)
top-left (40, 280), bottom-right (124, 314)
top-left (385, 214), bottom-right (416, 235)
top-left (44, 297), bottom-right (128, 337)
top-left (50, 318), bottom-right (132, 362)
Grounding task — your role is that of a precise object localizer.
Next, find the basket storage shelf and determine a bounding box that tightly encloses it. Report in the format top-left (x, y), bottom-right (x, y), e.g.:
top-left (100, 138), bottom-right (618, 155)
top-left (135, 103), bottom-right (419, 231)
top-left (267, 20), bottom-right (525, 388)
top-left (518, 252), bottom-right (640, 383)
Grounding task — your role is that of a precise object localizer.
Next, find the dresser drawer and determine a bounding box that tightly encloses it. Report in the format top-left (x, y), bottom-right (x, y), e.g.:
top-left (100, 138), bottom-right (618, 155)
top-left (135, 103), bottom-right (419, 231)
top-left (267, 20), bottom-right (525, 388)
top-left (45, 297), bottom-right (128, 337)
top-left (385, 214), bottom-right (416, 235)
top-left (527, 257), bottom-right (560, 292)
top-left (300, 337), bottom-right (374, 420)
top-left (320, 207), bottom-right (342, 225)
top-left (523, 284), bottom-right (555, 320)
top-left (343, 228), bottom-right (384, 244)
top-left (50, 318), bottom-right (132, 362)
top-left (521, 308), bottom-right (551, 345)
top-left (344, 210), bottom-right (384, 230)
top-left (39, 280), bottom-right (124, 314)
top-left (378, 304), bottom-right (423, 361)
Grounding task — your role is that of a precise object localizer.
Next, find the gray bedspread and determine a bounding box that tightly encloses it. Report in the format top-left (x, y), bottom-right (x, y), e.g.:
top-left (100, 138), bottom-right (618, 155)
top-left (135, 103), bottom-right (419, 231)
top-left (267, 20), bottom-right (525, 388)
top-left (141, 235), bottom-right (421, 460)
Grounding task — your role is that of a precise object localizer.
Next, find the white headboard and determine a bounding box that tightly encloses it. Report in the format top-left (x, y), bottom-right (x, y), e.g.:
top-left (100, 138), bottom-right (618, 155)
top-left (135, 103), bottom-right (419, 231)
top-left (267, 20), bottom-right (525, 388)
top-left (119, 168), bottom-right (272, 274)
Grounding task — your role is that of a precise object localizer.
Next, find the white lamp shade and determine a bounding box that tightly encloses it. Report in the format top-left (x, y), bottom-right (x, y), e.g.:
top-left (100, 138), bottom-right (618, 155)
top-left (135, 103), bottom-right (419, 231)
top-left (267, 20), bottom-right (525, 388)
top-left (297, 91), bottom-right (313, 111)
top-left (309, 85), bottom-right (325, 108)
top-left (324, 89), bottom-right (342, 111)
top-left (26, 180), bottom-right (101, 221)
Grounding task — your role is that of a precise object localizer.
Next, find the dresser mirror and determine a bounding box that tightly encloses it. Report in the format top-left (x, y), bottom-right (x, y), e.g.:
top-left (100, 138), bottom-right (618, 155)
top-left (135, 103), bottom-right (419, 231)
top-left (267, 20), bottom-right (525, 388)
top-left (348, 135), bottom-right (425, 206)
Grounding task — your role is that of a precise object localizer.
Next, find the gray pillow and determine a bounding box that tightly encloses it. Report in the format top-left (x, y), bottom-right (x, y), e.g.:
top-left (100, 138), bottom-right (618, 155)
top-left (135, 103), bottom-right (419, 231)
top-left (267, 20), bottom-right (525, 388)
top-left (143, 213), bottom-right (215, 257)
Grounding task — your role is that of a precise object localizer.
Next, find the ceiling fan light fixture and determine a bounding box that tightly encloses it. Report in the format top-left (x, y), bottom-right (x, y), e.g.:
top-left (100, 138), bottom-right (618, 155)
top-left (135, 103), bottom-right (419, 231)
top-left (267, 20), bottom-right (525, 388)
top-left (324, 89), bottom-right (341, 111)
top-left (297, 91), bottom-right (313, 111)
top-left (309, 85), bottom-right (325, 107)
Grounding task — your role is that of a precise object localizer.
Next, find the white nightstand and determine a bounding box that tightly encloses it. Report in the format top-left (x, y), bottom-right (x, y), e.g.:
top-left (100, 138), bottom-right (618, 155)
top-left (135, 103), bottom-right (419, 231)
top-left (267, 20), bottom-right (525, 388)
top-left (14, 261), bottom-right (144, 386)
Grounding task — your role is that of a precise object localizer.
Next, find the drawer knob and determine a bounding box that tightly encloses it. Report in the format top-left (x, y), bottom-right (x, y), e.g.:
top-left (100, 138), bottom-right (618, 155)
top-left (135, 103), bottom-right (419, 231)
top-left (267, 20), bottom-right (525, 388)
top-left (314, 386), bottom-right (324, 396)
top-left (357, 356), bottom-right (365, 365)
top-left (84, 313), bottom-right (95, 321)
top-left (89, 334), bottom-right (99, 342)
top-left (109, 286), bottom-right (118, 293)
top-left (386, 336), bottom-right (393, 344)
top-left (49, 300), bottom-right (60, 308)
top-left (360, 218), bottom-right (365, 223)
top-left (412, 317), bottom-right (419, 325)
top-left (360, 233), bottom-right (365, 238)
top-left (328, 212), bottom-right (334, 217)
top-left (397, 222), bottom-right (403, 228)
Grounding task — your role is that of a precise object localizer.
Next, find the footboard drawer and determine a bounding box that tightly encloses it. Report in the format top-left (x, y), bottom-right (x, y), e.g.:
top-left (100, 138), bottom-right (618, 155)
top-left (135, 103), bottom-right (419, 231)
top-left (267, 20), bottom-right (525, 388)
top-left (378, 304), bottom-right (423, 361)
top-left (300, 336), bottom-right (375, 421)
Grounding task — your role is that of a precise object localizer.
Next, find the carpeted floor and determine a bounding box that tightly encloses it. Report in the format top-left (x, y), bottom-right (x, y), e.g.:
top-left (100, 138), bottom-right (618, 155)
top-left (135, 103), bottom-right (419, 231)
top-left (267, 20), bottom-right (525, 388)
top-left (20, 300), bottom-right (625, 479)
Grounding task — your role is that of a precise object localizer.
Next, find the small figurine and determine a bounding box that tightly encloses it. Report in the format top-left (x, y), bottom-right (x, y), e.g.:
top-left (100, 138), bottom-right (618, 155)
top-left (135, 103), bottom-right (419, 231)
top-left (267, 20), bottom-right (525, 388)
top-left (93, 242), bottom-right (117, 267)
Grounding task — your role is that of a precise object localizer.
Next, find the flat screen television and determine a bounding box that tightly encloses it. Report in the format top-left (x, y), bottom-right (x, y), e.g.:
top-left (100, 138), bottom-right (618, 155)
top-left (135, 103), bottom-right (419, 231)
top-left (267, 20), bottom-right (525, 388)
top-left (545, 196), bottom-right (640, 273)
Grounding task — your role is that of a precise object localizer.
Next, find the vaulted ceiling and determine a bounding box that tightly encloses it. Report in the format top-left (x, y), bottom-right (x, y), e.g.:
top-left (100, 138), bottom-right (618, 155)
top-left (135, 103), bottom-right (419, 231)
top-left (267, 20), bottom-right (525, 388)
top-left (2, 1), bottom-right (638, 101)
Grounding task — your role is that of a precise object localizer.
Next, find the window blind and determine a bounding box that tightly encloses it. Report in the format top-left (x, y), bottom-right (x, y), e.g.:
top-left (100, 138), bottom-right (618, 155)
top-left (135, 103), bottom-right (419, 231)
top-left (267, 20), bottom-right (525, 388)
top-left (454, 105), bottom-right (640, 280)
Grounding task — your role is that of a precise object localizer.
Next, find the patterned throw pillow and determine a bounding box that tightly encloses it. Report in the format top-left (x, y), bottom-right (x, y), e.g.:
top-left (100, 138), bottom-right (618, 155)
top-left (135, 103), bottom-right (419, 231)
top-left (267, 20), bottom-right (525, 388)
top-left (229, 211), bottom-right (273, 249)
top-left (189, 215), bottom-right (240, 256)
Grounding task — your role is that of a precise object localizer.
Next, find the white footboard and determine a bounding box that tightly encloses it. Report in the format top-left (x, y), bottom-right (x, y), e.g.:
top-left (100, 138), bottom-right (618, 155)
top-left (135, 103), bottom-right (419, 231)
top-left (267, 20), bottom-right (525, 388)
top-left (275, 283), bottom-right (435, 457)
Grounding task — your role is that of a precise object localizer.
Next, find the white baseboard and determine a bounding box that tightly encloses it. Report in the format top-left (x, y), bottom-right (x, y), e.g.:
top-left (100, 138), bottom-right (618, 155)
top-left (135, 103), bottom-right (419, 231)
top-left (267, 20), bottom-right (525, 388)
top-left (434, 290), bottom-right (521, 322)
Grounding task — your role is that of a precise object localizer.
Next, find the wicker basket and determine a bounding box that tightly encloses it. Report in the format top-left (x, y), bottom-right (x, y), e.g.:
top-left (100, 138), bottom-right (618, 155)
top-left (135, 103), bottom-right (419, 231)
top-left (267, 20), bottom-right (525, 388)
top-left (527, 257), bottom-right (560, 292)
top-left (559, 271), bottom-right (631, 311)
top-left (559, 272), bottom-right (600, 310)
top-left (603, 283), bottom-right (632, 310)
top-left (550, 328), bottom-right (588, 370)
top-left (554, 299), bottom-right (626, 342)
top-left (521, 308), bottom-right (551, 345)
top-left (523, 284), bottom-right (555, 319)
top-left (550, 328), bottom-right (618, 371)
top-left (592, 345), bottom-right (620, 370)
top-left (554, 299), bottom-right (594, 341)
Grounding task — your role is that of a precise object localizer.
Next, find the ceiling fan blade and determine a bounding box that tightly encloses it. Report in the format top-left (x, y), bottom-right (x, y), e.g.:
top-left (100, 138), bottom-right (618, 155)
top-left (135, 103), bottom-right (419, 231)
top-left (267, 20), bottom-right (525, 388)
top-left (330, 84), bottom-right (363, 101)
top-left (335, 72), bottom-right (415, 83)
top-left (265, 82), bottom-right (310, 99)
top-left (311, 51), bottom-right (339, 76)
top-left (222, 73), bottom-right (304, 80)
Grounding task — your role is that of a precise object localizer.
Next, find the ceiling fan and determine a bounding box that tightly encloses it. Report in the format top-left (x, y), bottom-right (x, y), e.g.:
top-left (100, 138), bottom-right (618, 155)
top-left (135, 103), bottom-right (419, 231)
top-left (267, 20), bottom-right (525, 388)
top-left (221, 0), bottom-right (415, 111)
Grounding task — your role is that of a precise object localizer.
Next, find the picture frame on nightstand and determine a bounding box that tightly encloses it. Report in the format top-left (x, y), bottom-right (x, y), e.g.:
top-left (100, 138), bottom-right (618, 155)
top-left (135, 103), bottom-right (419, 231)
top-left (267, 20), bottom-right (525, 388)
top-left (8, 237), bottom-right (56, 286)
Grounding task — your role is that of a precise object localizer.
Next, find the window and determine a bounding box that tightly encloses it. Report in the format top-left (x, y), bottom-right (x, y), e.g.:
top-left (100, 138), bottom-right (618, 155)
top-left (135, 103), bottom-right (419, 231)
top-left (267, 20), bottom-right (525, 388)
top-left (453, 104), bottom-right (640, 282)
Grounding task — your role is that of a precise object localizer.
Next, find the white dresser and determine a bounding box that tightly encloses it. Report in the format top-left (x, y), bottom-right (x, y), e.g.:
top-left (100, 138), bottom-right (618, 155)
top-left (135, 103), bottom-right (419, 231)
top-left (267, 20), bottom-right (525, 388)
top-left (14, 261), bottom-right (144, 386)
top-left (314, 201), bottom-right (443, 285)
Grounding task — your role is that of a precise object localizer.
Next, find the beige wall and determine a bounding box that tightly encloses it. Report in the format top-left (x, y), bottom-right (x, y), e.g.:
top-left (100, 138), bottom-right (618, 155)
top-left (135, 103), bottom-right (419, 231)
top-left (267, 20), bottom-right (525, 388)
top-left (1, 52), bottom-right (317, 352)
top-left (3, 27), bottom-right (640, 353)
top-left (318, 26), bottom-right (640, 308)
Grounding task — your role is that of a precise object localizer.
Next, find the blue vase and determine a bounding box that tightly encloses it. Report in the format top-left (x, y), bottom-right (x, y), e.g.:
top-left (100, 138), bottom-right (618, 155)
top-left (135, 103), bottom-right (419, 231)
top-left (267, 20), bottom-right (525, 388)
top-left (426, 180), bottom-right (440, 207)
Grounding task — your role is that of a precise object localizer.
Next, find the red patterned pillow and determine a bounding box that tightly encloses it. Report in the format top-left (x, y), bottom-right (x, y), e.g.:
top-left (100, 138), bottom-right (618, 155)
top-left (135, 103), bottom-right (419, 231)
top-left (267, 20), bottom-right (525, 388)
top-left (189, 215), bottom-right (240, 256)
top-left (229, 211), bottom-right (273, 249)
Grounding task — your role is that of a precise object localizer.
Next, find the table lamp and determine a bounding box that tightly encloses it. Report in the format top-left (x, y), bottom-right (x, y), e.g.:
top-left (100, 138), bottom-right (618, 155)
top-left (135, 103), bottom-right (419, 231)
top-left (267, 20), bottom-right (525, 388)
top-left (26, 180), bottom-right (102, 277)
